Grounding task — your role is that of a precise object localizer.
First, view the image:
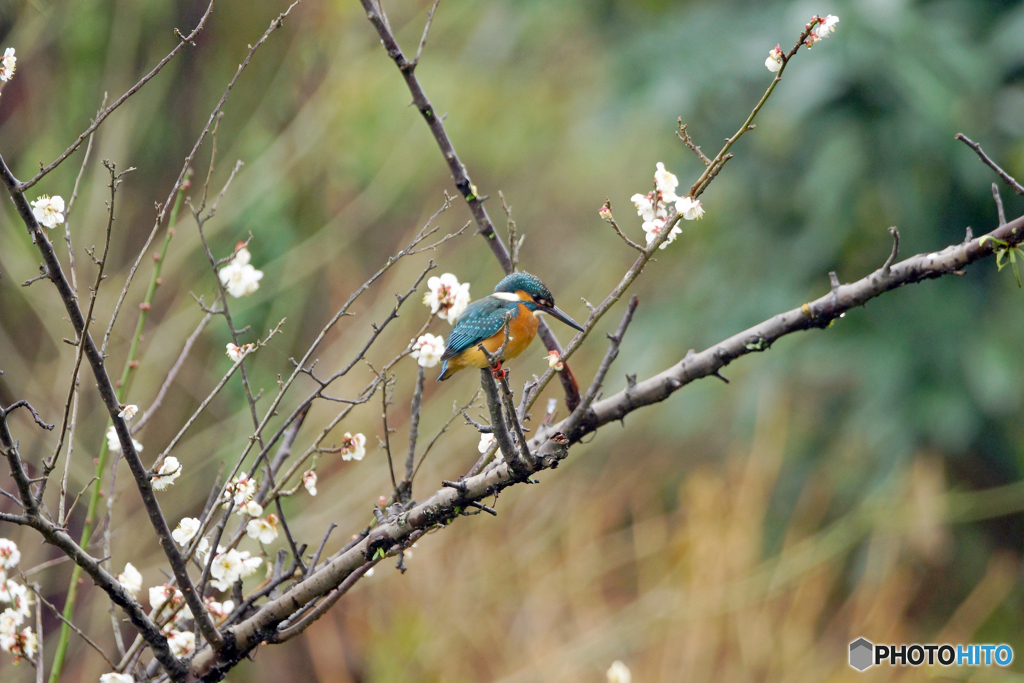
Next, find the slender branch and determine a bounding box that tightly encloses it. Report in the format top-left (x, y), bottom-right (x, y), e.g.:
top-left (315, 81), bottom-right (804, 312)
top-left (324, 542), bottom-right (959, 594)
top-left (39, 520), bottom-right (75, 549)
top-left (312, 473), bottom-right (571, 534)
top-left (993, 183), bottom-right (1007, 226)
top-left (28, 584), bottom-right (119, 670)
top-left (4, 401), bottom-right (53, 431)
top-left (955, 133), bottom-right (1024, 196)
top-left (358, 0), bottom-right (580, 408)
top-left (15, 2), bottom-right (216, 191)
top-left (400, 366), bottom-right (426, 502)
top-left (134, 313), bottom-right (214, 433)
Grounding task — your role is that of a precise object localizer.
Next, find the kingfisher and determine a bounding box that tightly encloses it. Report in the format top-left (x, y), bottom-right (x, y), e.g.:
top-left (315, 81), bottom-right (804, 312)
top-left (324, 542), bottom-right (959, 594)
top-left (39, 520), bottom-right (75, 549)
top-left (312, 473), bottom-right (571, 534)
top-left (437, 272), bottom-right (584, 381)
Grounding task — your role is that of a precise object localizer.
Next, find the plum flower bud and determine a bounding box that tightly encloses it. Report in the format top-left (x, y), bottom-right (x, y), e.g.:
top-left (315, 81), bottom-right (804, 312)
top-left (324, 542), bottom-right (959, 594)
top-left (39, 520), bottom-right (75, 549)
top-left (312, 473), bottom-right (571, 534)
top-left (423, 273), bottom-right (471, 324)
top-left (598, 203), bottom-right (613, 221)
top-left (117, 404), bottom-right (138, 420)
top-left (151, 456), bottom-right (180, 490)
top-left (0, 48), bottom-right (16, 82)
top-left (478, 432), bottom-right (495, 454)
top-left (607, 661), bottom-right (631, 683)
top-left (675, 196), bottom-right (705, 221)
top-left (171, 518), bottom-right (200, 545)
top-left (243, 500), bottom-right (263, 518)
top-left (30, 195), bottom-right (65, 229)
top-left (225, 343), bottom-right (255, 362)
top-left (218, 247), bottom-right (263, 298)
top-left (545, 350), bottom-right (564, 371)
top-left (339, 432), bottom-right (366, 461)
top-left (765, 44), bottom-right (783, 72)
top-left (302, 470), bottom-right (317, 496)
top-left (411, 333), bottom-right (445, 368)
top-left (116, 563), bottom-right (142, 598)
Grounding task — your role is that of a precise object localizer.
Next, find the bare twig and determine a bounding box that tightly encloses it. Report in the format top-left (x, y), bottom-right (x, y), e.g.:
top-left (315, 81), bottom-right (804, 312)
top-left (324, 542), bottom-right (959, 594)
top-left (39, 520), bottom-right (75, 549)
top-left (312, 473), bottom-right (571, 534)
top-left (955, 133), bottom-right (1024, 197)
top-left (28, 584), bottom-right (118, 670)
top-left (993, 183), bottom-right (1007, 226)
top-left (16, 3), bottom-right (217, 192)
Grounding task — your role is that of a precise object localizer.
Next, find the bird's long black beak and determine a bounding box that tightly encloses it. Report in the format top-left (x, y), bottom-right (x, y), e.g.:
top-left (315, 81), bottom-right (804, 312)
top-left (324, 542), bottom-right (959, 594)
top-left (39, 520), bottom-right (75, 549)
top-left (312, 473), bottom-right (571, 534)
top-left (543, 304), bottom-right (585, 332)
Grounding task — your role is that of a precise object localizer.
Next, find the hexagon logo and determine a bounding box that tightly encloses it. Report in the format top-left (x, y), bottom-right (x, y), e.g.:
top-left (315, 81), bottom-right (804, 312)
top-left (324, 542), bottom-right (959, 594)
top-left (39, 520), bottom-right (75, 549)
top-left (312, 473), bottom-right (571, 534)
top-left (849, 638), bottom-right (874, 671)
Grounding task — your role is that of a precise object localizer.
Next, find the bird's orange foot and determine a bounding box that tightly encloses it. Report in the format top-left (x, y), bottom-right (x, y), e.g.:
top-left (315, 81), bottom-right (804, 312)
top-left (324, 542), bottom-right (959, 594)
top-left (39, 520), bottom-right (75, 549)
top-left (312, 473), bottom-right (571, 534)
top-left (491, 362), bottom-right (508, 380)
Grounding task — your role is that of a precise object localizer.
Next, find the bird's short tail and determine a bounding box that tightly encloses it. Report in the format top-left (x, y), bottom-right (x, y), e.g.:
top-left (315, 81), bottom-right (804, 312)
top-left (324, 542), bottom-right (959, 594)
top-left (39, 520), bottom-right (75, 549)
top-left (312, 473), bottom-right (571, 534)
top-left (437, 360), bottom-right (454, 381)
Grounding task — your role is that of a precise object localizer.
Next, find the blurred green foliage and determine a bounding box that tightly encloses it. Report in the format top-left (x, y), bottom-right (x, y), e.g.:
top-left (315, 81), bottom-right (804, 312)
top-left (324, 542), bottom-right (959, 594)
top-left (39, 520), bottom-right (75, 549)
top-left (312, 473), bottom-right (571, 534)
top-left (1, 0), bottom-right (1024, 680)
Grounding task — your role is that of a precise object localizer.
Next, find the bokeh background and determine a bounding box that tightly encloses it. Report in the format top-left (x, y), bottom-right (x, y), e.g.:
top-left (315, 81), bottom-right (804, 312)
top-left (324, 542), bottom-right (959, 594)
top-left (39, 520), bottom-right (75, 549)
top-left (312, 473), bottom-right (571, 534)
top-left (2, 0), bottom-right (1024, 680)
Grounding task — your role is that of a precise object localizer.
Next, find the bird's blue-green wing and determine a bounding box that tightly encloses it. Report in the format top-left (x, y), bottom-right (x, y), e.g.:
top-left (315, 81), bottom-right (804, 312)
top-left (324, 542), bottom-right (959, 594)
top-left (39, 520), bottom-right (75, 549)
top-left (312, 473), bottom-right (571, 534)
top-left (441, 297), bottom-right (516, 361)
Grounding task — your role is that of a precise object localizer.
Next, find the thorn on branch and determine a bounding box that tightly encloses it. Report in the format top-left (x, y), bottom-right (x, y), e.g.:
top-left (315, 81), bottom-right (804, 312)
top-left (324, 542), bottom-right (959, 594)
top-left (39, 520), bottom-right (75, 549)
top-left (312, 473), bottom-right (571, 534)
top-left (993, 183), bottom-right (1007, 226)
top-left (882, 227), bottom-right (900, 277)
top-left (442, 479), bottom-right (468, 493)
top-left (466, 501), bottom-right (497, 516)
top-left (711, 370), bottom-right (730, 384)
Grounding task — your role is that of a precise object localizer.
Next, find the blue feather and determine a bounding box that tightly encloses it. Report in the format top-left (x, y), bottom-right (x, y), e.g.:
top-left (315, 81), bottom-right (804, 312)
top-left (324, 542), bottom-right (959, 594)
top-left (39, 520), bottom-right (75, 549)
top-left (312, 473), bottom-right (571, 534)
top-left (441, 296), bottom-right (520, 361)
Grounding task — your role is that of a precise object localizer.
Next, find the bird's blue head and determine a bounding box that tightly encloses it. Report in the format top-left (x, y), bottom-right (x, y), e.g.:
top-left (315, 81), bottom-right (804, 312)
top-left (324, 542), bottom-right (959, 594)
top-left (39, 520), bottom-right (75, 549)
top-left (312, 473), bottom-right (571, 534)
top-left (493, 271), bottom-right (584, 332)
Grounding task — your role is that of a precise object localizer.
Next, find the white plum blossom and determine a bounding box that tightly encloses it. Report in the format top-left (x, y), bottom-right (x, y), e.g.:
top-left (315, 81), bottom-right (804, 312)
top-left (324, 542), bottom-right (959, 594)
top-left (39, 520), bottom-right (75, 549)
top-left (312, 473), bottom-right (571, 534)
top-left (5, 581), bottom-right (30, 619)
top-left (675, 196), bottom-right (705, 221)
top-left (246, 514), bottom-right (280, 544)
top-left (631, 162), bottom-right (700, 250)
top-left (117, 404), bottom-right (138, 420)
top-left (411, 333), bottom-right (446, 368)
top-left (209, 548), bottom-right (262, 592)
top-left (642, 219), bottom-right (682, 250)
top-left (221, 474), bottom-right (259, 514)
top-left (100, 674), bottom-right (135, 683)
top-left (194, 538), bottom-right (212, 562)
top-left (813, 14), bottom-right (840, 40)
top-left (339, 432), bottom-right (366, 461)
top-left (205, 598), bottom-right (234, 623)
top-left (30, 195), bottom-right (65, 229)
top-left (545, 350), bottom-right (564, 371)
top-left (423, 273), bottom-right (471, 324)
top-left (225, 342), bottom-right (254, 362)
top-left (116, 563), bottom-right (142, 598)
top-left (0, 48), bottom-right (15, 82)
top-left (654, 162), bottom-right (679, 201)
top-left (218, 246), bottom-right (263, 298)
top-left (171, 518), bottom-right (200, 546)
top-left (0, 539), bottom-right (20, 569)
top-left (106, 426), bottom-right (143, 455)
top-left (765, 44), bottom-right (784, 72)
top-left (478, 432), bottom-right (495, 454)
top-left (166, 630), bottom-right (195, 658)
top-left (607, 661), bottom-right (632, 683)
top-left (151, 456), bottom-right (180, 490)
top-left (0, 608), bottom-right (22, 635)
top-left (148, 584), bottom-right (180, 612)
top-left (0, 625), bottom-right (36, 662)
top-left (630, 192), bottom-right (664, 223)
top-left (302, 470), bottom-right (317, 496)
